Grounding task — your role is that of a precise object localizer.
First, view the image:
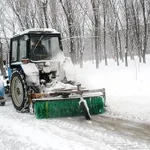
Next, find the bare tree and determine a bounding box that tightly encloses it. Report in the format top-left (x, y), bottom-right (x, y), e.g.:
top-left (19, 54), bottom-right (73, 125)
top-left (91, 0), bottom-right (101, 68)
top-left (107, 0), bottom-right (123, 63)
top-left (140, 0), bottom-right (148, 63)
top-left (40, 0), bottom-right (49, 28)
top-left (49, 1), bottom-right (59, 30)
top-left (124, 0), bottom-right (129, 66)
top-left (129, 0), bottom-right (142, 62)
top-left (102, 0), bottom-right (108, 65)
top-left (1, 0), bottom-right (150, 67)
top-left (59, 0), bottom-right (79, 64)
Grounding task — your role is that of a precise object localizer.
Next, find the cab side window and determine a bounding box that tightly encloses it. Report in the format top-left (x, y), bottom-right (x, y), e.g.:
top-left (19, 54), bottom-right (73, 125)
top-left (19, 38), bottom-right (27, 61)
top-left (11, 40), bottom-right (18, 62)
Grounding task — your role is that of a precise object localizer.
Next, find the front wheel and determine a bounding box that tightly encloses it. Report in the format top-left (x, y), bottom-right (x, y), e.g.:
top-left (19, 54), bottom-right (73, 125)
top-left (10, 71), bottom-right (29, 112)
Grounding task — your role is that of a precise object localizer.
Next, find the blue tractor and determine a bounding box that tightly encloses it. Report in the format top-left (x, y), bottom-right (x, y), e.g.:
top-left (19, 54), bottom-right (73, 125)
top-left (7, 28), bottom-right (106, 119)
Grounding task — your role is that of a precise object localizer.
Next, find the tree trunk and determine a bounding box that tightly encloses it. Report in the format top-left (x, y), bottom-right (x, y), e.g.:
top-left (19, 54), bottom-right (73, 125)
top-left (103, 0), bottom-right (108, 66)
top-left (124, 0), bottom-right (128, 67)
top-left (140, 0), bottom-right (147, 63)
top-left (115, 22), bottom-right (119, 66)
top-left (59, 0), bottom-right (77, 64)
top-left (42, 0), bottom-right (49, 28)
top-left (0, 41), bottom-right (6, 76)
top-left (118, 30), bottom-right (123, 62)
top-left (91, 0), bottom-right (100, 68)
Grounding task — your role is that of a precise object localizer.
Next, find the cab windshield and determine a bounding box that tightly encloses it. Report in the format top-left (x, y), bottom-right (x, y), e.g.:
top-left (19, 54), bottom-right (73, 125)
top-left (30, 35), bottom-right (63, 61)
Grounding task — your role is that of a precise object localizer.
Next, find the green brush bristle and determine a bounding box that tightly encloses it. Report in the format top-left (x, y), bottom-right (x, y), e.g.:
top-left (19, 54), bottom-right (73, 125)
top-left (34, 96), bottom-right (105, 119)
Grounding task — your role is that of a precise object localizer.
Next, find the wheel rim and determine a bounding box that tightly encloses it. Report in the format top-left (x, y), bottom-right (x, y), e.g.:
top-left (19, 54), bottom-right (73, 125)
top-left (11, 76), bottom-right (24, 107)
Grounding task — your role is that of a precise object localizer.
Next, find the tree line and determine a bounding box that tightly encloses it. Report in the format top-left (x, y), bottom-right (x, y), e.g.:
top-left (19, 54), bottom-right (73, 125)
top-left (0, 0), bottom-right (150, 68)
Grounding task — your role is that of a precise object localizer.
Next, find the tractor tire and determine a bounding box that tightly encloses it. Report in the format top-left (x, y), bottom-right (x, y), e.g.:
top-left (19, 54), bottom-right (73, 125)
top-left (10, 71), bottom-right (29, 112)
top-left (0, 102), bottom-right (5, 106)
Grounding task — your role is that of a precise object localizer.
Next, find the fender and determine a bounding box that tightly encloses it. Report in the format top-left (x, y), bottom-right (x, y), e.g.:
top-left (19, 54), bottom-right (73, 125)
top-left (21, 63), bottom-right (40, 86)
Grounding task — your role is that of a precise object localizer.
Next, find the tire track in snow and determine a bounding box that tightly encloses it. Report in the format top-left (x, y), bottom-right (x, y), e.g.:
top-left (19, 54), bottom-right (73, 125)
top-left (0, 126), bottom-right (46, 150)
top-left (106, 109), bottom-right (150, 124)
top-left (50, 116), bottom-right (150, 150)
top-left (0, 117), bottom-right (98, 150)
top-left (0, 103), bottom-right (114, 150)
top-left (92, 115), bottom-right (150, 149)
top-left (1, 98), bottom-right (150, 150)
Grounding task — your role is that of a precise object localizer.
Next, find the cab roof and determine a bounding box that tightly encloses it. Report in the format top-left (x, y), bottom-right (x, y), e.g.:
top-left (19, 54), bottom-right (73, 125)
top-left (13, 28), bottom-right (60, 38)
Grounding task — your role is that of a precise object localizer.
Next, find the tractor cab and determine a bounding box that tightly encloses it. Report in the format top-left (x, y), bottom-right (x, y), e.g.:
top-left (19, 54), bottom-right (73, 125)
top-left (8, 28), bottom-right (77, 112)
top-left (10, 28), bottom-right (64, 65)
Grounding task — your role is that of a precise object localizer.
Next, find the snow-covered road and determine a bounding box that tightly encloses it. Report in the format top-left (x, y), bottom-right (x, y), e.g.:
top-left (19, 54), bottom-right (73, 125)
top-left (1, 56), bottom-right (150, 150)
top-left (0, 98), bottom-right (150, 150)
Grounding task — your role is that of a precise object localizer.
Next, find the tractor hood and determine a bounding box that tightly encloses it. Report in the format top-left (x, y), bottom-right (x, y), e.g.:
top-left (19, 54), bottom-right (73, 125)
top-left (21, 57), bottom-right (77, 87)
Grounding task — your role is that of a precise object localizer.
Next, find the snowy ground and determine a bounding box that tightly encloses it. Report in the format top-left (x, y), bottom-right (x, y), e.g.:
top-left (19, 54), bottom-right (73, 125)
top-left (0, 55), bottom-right (150, 150)
top-left (76, 55), bottom-right (150, 123)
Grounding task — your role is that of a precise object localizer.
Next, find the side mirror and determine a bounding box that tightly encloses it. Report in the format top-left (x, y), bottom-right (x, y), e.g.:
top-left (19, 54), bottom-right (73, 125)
top-left (24, 35), bottom-right (29, 41)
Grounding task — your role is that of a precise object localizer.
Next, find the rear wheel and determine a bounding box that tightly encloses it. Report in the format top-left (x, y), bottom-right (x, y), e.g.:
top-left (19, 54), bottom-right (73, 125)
top-left (0, 101), bottom-right (5, 106)
top-left (10, 71), bottom-right (29, 112)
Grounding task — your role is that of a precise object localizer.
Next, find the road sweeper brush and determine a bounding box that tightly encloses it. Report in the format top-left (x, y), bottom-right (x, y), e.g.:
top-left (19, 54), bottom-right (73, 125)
top-left (8, 28), bottom-right (106, 120)
top-left (33, 86), bottom-right (105, 120)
